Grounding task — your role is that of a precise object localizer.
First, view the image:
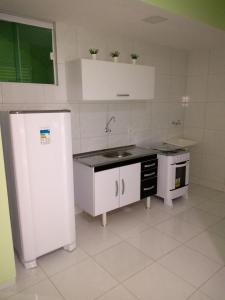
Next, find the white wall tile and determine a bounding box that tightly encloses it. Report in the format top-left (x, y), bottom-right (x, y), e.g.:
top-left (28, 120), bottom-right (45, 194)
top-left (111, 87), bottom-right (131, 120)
top-left (81, 136), bottom-right (108, 152)
top-left (80, 103), bottom-right (107, 138)
top-left (130, 129), bottom-right (152, 147)
top-left (130, 102), bottom-right (151, 132)
top-left (77, 27), bottom-right (108, 61)
top-left (184, 103), bottom-right (205, 128)
top-left (72, 138), bottom-right (81, 154)
top-left (183, 127), bottom-right (204, 154)
top-left (43, 64), bottom-right (67, 103)
top-left (189, 152), bottom-right (203, 180)
top-left (170, 76), bottom-right (186, 101)
top-left (171, 50), bottom-right (188, 76)
top-left (207, 74), bottom-right (225, 101)
top-left (187, 50), bottom-right (209, 76)
top-left (107, 103), bottom-right (130, 135)
top-left (168, 102), bottom-right (184, 129)
top-left (152, 102), bottom-right (169, 129)
top-left (108, 134), bottom-right (130, 148)
top-left (56, 22), bottom-right (78, 63)
top-left (154, 74), bottom-right (171, 100)
top-left (205, 102), bottom-right (225, 130)
top-left (2, 83), bottom-right (45, 103)
top-left (186, 76), bottom-right (208, 102)
top-left (70, 104), bottom-right (80, 139)
top-left (203, 130), bottom-right (225, 157)
top-left (209, 48), bottom-right (225, 75)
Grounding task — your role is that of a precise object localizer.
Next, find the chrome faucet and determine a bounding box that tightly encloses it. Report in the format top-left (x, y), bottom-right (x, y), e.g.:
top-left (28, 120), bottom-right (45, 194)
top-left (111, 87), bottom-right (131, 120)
top-left (105, 116), bottom-right (116, 133)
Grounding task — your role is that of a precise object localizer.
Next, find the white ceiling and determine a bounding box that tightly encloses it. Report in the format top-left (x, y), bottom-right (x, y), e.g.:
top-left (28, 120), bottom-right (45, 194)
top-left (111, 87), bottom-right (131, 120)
top-left (1, 0), bottom-right (225, 50)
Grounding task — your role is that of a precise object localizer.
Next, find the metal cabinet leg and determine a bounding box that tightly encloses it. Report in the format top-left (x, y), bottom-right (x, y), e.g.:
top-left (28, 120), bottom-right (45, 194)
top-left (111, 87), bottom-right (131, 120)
top-left (146, 196), bottom-right (151, 209)
top-left (102, 212), bottom-right (107, 227)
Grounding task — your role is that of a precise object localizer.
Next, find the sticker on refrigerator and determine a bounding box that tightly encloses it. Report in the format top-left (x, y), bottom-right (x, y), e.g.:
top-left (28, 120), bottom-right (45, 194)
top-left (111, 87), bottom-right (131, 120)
top-left (40, 128), bottom-right (50, 144)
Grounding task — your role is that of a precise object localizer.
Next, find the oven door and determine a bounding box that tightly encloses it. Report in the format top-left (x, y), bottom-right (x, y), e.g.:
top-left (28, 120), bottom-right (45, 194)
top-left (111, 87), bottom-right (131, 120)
top-left (169, 161), bottom-right (189, 191)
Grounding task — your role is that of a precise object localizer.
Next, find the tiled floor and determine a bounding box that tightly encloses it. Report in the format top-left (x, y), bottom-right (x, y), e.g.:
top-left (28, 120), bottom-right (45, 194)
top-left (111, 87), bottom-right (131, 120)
top-left (1, 183), bottom-right (225, 300)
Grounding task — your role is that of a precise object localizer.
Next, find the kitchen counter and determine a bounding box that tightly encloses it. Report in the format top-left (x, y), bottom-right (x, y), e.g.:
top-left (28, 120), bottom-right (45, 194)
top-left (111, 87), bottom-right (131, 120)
top-left (73, 145), bottom-right (157, 168)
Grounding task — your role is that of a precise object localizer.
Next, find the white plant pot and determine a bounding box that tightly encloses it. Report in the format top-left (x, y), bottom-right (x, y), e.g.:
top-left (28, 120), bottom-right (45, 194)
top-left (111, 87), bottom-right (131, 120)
top-left (91, 54), bottom-right (97, 60)
top-left (113, 57), bottom-right (119, 63)
top-left (132, 59), bottom-right (137, 64)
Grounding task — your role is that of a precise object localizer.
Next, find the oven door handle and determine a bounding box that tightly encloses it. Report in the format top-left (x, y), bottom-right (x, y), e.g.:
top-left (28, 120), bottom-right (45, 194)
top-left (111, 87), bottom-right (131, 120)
top-left (171, 162), bottom-right (189, 168)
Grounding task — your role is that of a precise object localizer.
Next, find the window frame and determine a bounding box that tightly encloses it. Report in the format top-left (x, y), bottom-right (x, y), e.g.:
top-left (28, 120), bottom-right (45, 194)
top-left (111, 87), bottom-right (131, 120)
top-left (0, 13), bottom-right (57, 85)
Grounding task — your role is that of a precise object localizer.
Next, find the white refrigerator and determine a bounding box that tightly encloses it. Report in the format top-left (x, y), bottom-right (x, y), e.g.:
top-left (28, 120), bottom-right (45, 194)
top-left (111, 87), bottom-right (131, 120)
top-left (0, 110), bottom-right (76, 269)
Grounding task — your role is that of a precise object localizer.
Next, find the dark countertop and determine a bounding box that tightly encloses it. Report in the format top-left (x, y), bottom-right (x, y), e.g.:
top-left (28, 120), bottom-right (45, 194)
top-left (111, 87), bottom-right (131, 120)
top-left (73, 145), bottom-right (157, 168)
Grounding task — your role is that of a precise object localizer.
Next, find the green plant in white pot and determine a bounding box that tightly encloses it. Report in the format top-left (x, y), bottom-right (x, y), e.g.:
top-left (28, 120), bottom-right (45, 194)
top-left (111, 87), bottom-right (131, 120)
top-left (110, 50), bottom-right (120, 62)
top-left (89, 48), bottom-right (99, 59)
top-left (130, 53), bottom-right (139, 64)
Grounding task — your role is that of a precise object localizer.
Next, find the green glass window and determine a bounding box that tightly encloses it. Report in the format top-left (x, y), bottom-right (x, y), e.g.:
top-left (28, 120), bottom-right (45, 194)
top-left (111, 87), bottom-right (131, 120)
top-left (0, 19), bottom-right (55, 84)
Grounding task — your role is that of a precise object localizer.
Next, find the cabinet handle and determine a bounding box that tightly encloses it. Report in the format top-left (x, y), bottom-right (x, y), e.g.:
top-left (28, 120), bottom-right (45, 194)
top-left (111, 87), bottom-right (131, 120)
top-left (116, 93), bottom-right (130, 97)
top-left (122, 179), bottom-right (125, 195)
top-left (144, 172), bottom-right (155, 177)
top-left (115, 180), bottom-right (119, 197)
top-left (144, 163), bottom-right (155, 168)
top-left (144, 186), bottom-right (155, 191)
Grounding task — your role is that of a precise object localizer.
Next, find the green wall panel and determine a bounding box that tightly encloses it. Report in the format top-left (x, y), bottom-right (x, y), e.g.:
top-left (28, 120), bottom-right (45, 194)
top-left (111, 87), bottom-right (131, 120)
top-left (0, 128), bottom-right (15, 287)
top-left (144, 0), bottom-right (225, 31)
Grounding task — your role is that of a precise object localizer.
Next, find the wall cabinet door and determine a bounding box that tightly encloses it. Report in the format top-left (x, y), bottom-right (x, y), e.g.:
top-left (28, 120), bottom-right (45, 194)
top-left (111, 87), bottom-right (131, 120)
top-left (119, 163), bottom-right (141, 207)
top-left (66, 59), bottom-right (155, 101)
top-left (94, 168), bottom-right (120, 215)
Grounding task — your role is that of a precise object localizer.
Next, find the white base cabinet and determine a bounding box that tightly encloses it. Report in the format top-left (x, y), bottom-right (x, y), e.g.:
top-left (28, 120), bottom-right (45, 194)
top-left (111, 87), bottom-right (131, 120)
top-left (74, 162), bottom-right (141, 225)
top-left (66, 59), bottom-right (155, 101)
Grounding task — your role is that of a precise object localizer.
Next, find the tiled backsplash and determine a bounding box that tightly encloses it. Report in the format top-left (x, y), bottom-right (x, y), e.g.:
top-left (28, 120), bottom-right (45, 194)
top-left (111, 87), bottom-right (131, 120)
top-left (184, 49), bottom-right (225, 191)
top-left (0, 22), bottom-right (187, 155)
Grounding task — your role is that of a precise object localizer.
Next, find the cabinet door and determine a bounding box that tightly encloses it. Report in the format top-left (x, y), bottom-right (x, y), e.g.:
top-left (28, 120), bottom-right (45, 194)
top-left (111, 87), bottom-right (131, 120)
top-left (82, 60), bottom-right (118, 100)
top-left (81, 59), bottom-right (155, 101)
top-left (94, 168), bottom-right (120, 215)
top-left (119, 163), bottom-right (141, 207)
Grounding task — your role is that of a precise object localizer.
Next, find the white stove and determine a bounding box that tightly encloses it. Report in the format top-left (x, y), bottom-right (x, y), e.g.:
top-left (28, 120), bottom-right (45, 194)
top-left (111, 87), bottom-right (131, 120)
top-left (153, 145), bottom-right (190, 207)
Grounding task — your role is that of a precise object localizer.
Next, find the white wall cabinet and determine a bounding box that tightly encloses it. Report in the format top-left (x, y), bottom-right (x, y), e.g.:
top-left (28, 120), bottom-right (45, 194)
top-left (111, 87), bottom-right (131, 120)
top-left (74, 162), bottom-right (141, 224)
top-left (66, 59), bottom-right (155, 101)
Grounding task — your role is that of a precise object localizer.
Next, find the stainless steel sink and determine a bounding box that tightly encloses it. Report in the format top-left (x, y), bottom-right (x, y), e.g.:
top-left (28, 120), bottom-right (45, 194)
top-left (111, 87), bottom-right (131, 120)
top-left (102, 151), bottom-right (132, 158)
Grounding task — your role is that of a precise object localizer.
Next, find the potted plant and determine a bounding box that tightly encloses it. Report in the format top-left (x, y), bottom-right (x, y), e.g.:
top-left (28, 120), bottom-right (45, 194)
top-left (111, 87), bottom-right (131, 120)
top-left (89, 48), bottom-right (99, 60)
top-left (110, 50), bottom-right (120, 62)
top-left (130, 53), bottom-right (139, 64)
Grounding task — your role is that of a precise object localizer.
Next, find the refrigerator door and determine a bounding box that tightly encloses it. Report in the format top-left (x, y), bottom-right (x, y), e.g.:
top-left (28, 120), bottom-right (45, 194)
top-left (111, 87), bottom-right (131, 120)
top-left (10, 111), bottom-right (75, 264)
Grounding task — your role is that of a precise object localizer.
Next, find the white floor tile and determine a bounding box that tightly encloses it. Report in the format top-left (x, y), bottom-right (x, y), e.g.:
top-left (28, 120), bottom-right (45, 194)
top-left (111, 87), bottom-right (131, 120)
top-left (176, 208), bottom-right (222, 229)
top-left (188, 291), bottom-right (213, 300)
top-left (51, 258), bottom-right (117, 300)
top-left (200, 267), bottom-right (225, 300)
top-left (77, 225), bottom-right (121, 256)
top-left (196, 200), bottom-right (225, 217)
top-left (124, 263), bottom-right (194, 300)
top-left (96, 285), bottom-right (138, 300)
top-left (134, 207), bottom-right (172, 226)
top-left (38, 247), bottom-right (88, 276)
top-left (155, 217), bottom-right (204, 242)
top-left (0, 257), bottom-right (46, 299)
top-left (107, 210), bottom-right (149, 239)
top-left (163, 196), bottom-right (194, 215)
top-left (94, 241), bottom-right (152, 281)
top-left (127, 227), bottom-right (180, 260)
top-left (186, 231), bottom-right (225, 265)
top-left (5, 279), bottom-right (63, 300)
top-left (159, 246), bottom-right (221, 287)
top-left (208, 219), bottom-right (225, 239)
